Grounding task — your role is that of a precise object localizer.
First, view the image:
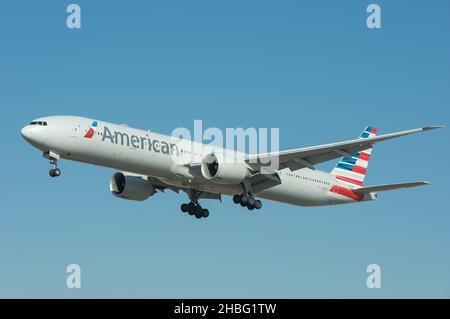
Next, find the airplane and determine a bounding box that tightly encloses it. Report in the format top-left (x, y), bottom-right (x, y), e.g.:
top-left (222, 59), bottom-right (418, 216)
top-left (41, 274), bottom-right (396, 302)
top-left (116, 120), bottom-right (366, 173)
top-left (20, 116), bottom-right (442, 219)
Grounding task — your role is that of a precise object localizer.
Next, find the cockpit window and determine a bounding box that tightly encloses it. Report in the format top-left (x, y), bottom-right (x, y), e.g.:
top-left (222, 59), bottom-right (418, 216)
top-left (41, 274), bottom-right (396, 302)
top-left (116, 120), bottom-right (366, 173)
top-left (29, 121), bottom-right (47, 126)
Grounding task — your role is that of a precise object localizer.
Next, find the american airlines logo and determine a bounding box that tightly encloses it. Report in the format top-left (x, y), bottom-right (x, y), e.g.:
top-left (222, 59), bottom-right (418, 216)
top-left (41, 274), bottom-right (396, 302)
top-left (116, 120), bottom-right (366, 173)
top-left (101, 125), bottom-right (179, 155)
top-left (84, 121), bottom-right (97, 139)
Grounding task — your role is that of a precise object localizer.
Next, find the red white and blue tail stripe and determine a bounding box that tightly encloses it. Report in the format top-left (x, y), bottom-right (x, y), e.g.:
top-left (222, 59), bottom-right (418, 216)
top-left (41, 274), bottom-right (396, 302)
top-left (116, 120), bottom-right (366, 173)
top-left (331, 126), bottom-right (377, 189)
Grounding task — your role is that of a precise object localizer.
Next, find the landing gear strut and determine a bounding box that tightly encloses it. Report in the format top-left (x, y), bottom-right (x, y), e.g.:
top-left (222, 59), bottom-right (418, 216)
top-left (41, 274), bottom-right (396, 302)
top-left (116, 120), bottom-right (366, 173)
top-left (181, 190), bottom-right (209, 219)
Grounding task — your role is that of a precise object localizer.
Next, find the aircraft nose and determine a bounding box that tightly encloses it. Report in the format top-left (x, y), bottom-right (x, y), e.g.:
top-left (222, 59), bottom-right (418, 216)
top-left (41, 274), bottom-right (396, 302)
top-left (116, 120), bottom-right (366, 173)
top-left (21, 125), bottom-right (33, 141)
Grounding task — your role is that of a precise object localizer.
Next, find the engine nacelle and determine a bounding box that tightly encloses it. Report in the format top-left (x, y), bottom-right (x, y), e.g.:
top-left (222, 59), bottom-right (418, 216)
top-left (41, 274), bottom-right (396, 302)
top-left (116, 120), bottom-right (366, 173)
top-left (201, 153), bottom-right (250, 185)
top-left (109, 172), bottom-right (156, 201)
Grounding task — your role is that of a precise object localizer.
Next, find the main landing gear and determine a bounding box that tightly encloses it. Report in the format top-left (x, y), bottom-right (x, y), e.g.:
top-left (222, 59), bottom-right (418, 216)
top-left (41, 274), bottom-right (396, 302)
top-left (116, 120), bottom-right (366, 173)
top-left (233, 194), bottom-right (262, 211)
top-left (180, 202), bottom-right (209, 219)
top-left (181, 190), bottom-right (209, 219)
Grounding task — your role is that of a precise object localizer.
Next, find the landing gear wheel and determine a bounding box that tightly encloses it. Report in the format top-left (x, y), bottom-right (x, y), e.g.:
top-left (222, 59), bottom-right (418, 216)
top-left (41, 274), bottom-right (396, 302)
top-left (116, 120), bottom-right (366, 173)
top-left (240, 195), bottom-right (248, 206)
top-left (49, 168), bottom-right (61, 177)
top-left (254, 200), bottom-right (262, 209)
top-left (201, 209), bottom-right (209, 218)
top-left (194, 206), bottom-right (203, 219)
top-left (181, 203), bottom-right (189, 213)
top-left (187, 203), bottom-right (195, 215)
top-left (193, 205), bottom-right (203, 217)
top-left (233, 194), bottom-right (241, 204)
top-left (247, 204), bottom-right (255, 210)
top-left (247, 197), bottom-right (255, 207)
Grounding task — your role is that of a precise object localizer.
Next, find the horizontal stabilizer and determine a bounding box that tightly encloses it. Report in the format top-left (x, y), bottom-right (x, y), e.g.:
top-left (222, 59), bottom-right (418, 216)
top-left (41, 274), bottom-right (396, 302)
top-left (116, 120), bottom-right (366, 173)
top-left (355, 181), bottom-right (430, 194)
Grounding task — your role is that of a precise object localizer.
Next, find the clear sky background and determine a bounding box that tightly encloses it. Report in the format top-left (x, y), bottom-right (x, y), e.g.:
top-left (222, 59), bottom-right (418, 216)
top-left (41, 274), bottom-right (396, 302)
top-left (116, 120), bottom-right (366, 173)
top-left (0, 1), bottom-right (449, 298)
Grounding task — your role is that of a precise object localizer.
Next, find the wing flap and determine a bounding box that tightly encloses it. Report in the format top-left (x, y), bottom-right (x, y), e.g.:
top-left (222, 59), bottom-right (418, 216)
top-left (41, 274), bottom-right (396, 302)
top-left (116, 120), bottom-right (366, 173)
top-left (248, 170), bottom-right (282, 193)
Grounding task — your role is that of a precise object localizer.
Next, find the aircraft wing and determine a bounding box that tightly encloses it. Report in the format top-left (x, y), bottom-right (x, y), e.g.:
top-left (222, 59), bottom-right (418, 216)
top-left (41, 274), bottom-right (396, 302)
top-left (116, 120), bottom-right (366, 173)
top-left (354, 181), bottom-right (430, 193)
top-left (245, 126), bottom-right (442, 171)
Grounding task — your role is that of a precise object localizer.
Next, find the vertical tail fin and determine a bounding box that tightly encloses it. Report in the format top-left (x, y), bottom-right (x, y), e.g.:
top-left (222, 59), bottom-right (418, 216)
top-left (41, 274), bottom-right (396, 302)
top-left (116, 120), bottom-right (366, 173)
top-left (331, 126), bottom-right (377, 188)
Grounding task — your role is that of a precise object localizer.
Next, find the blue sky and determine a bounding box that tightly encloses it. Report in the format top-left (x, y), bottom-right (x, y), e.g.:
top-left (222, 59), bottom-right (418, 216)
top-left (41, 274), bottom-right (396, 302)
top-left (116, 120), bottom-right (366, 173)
top-left (0, 0), bottom-right (449, 298)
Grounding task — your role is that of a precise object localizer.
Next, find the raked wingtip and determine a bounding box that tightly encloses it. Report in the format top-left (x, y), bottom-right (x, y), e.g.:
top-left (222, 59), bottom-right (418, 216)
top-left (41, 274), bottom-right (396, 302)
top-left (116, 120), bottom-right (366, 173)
top-left (423, 125), bottom-right (444, 131)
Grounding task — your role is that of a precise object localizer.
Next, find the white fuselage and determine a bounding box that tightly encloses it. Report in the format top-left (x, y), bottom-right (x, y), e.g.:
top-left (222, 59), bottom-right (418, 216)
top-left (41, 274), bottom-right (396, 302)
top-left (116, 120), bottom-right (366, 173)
top-left (21, 116), bottom-right (367, 207)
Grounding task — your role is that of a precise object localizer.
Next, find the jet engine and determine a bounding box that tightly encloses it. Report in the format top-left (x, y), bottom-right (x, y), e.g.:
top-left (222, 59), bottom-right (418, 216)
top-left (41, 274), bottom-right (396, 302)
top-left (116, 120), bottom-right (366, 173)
top-left (201, 153), bottom-right (250, 185)
top-left (109, 172), bottom-right (156, 201)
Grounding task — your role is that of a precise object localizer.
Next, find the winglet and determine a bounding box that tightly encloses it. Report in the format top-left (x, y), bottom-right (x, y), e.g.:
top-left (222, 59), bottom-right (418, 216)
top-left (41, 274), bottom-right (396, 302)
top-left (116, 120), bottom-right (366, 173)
top-left (423, 125), bottom-right (444, 131)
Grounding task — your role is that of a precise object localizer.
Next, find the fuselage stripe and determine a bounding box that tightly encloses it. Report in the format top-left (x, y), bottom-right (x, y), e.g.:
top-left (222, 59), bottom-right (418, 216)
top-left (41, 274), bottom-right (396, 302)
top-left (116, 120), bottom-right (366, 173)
top-left (335, 175), bottom-right (364, 186)
top-left (330, 185), bottom-right (364, 201)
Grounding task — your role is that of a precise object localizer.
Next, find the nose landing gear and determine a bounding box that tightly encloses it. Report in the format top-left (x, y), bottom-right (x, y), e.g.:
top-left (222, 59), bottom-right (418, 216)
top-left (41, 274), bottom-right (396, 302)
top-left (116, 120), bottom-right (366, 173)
top-left (44, 152), bottom-right (61, 178)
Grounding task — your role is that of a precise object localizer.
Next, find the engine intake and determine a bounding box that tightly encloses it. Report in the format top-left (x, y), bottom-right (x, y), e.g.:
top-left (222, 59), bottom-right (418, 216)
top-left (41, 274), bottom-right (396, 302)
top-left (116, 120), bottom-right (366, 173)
top-left (109, 172), bottom-right (156, 201)
top-left (201, 153), bottom-right (250, 184)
